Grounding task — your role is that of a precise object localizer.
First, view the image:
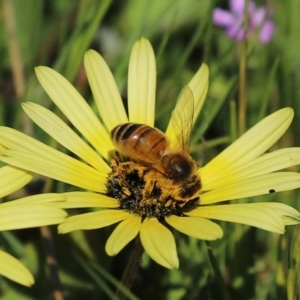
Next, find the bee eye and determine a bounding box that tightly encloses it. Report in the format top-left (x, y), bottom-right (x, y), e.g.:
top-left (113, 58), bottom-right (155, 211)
top-left (164, 154), bottom-right (192, 181)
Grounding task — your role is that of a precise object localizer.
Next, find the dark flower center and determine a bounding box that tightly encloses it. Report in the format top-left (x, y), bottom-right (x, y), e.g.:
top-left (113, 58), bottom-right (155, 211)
top-left (106, 155), bottom-right (201, 221)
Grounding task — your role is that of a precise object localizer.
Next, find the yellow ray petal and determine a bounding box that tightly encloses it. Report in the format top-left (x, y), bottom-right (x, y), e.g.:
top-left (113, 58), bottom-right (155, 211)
top-left (140, 218), bottom-right (179, 269)
top-left (188, 63), bottom-right (209, 124)
top-left (201, 108), bottom-right (294, 180)
top-left (0, 204), bottom-right (67, 230)
top-left (165, 215), bottom-right (223, 240)
top-left (84, 50), bottom-right (128, 131)
top-left (1, 193), bottom-right (66, 206)
top-left (0, 127), bottom-right (107, 192)
top-left (201, 172), bottom-right (300, 204)
top-left (22, 102), bottom-right (109, 172)
top-left (58, 210), bottom-right (130, 233)
top-left (0, 149), bottom-right (107, 193)
top-left (59, 192), bottom-right (119, 208)
top-left (0, 250), bottom-right (34, 286)
top-left (186, 203), bottom-right (287, 233)
top-left (105, 215), bottom-right (141, 256)
top-left (0, 165), bottom-right (33, 198)
top-left (257, 202), bottom-right (300, 225)
top-left (128, 38), bottom-right (156, 126)
top-left (201, 147), bottom-right (300, 191)
top-left (35, 66), bottom-right (114, 159)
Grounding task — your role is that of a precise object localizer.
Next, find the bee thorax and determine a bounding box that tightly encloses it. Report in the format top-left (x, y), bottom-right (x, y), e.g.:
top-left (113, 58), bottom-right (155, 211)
top-left (161, 153), bottom-right (194, 181)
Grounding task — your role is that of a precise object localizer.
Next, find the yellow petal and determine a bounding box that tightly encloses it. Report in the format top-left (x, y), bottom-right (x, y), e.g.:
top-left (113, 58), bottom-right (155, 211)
top-left (1, 193), bottom-right (66, 206)
top-left (165, 215), bottom-right (223, 240)
top-left (4, 192), bottom-right (117, 210)
top-left (0, 204), bottom-right (67, 230)
top-left (0, 165), bottom-right (33, 198)
top-left (201, 108), bottom-right (294, 181)
top-left (128, 38), bottom-right (156, 126)
top-left (84, 50), bottom-right (128, 131)
top-left (105, 215), bottom-right (141, 256)
top-left (0, 250), bottom-right (34, 286)
top-left (258, 202), bottom-right (300, 225)
top-left (140, 218), bottom-right (179, 269)
top-left (201, 147), bottom-right (300, 191)
top-left (188, 63), bottom-right (209, 124)
top-left (0, 127), bottom-right (107, 192)
top-left (60, 192), bottom-right (119, 208)
top-left (35, 66), bottom-right (114, 160)
top-left (201, 172), bottom-right (300, 204)
top-left (58, 210), bottom-right (130, 233)
top-left (186, 203), bottom-right (286, 233)
top-left (22, 102), bottom-right (109, 172)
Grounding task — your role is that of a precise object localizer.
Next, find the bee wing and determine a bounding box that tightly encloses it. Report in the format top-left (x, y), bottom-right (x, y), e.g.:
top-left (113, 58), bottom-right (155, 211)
top-left (133, 126), bottom-right (169, 174)
top-left (165, 86), bottom-right (194, 152)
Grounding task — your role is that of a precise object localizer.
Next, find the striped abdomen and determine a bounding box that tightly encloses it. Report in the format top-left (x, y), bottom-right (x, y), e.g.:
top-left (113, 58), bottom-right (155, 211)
top-left (111, 123), bottom-right (169, 168)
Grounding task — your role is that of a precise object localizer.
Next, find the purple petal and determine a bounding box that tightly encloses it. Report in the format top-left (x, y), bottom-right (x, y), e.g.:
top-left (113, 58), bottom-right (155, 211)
top-left (248, 1), bottom-right (257, 14)
top-left (230, 0), bottom-right (245, 15)
top-left (251, 7), bottom-right (266, 27)
top-left (212, 9), bottom-right (236, 27)
top-left (259, 20), bottom-right (275, 43)
top-left (227, 24), bottom-right (245, 41)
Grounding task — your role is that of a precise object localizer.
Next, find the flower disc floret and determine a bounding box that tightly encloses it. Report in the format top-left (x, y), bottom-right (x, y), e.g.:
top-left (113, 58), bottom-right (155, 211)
top-left (106, 157), bottom-right (200, 220)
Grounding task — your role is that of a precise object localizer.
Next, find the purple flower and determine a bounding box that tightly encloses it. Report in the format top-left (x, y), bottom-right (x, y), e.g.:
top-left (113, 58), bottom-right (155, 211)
top-left (213, 0), bottom-right (275, 43)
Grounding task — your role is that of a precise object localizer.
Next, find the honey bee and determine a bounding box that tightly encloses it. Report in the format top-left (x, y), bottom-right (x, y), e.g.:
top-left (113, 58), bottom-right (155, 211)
top-left (110, 86), bottom-right (201, 202)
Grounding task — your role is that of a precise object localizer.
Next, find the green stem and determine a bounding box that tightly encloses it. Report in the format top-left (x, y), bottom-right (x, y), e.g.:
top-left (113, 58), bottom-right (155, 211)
top-left (115, 237), bottom-right (144, 300)
top-left (40, 226), bottom-right (64, 300)
top-left (206, 241), bottom-right (232, 300)
top-left (238, 38), bottom-right (248, 136)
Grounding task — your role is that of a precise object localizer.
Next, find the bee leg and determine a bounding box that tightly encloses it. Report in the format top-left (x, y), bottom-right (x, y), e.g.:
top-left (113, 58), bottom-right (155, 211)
top-left (144, 180), bottom-right (155, 200)
top-left (110, 158), bottom-right (118, 168)
top-left (136, 165), bottom-right (146, 178)
top-left (141, 173), bottom-right (155, 202)
top-left (115, 151), bottom-right (122, 161)
top-left (179, 200), bottom-right (188, 208)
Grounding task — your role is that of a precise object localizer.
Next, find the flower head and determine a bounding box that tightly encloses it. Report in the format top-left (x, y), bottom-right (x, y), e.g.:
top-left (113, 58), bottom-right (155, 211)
top-left (0, 38), bottom-right (299, 269)
top-left (213, 0), bottom-right (275, 43)
top-left (0, 166), bottom-right (67, 286)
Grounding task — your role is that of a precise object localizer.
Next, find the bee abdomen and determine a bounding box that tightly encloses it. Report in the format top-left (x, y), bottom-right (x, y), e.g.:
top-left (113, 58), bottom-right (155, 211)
top-left (111, 123), bottom-right (140, 142)
top-left (111, 123), bottom-right (168, 156)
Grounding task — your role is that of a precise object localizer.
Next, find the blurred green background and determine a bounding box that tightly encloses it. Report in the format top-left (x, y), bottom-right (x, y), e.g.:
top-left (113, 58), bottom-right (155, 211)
top-left (1, 0), bottom-right (300, 299)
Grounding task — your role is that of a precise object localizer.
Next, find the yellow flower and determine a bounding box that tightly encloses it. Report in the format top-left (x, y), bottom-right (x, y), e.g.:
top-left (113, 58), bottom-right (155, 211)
top-left (0, 166), bottom-right (67, 286)
top-left (0, 38), bottom-right (299, 269)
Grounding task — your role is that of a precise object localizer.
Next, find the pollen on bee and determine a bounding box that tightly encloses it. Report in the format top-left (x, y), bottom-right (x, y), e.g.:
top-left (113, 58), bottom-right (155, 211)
top-left (106, 153), bottom-right (201, 219)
